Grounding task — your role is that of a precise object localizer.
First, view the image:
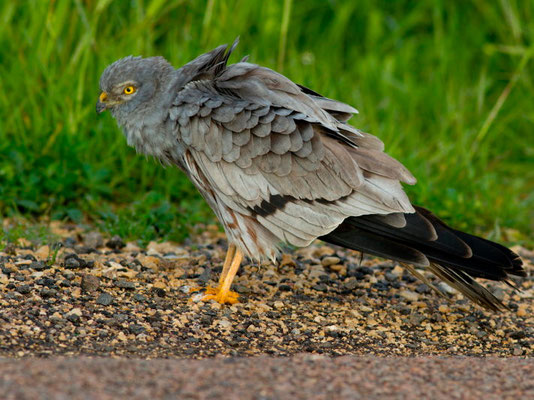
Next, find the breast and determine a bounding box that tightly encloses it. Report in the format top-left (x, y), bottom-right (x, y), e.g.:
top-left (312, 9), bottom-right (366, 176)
top-left (122, 118), bottom-right (186, 167)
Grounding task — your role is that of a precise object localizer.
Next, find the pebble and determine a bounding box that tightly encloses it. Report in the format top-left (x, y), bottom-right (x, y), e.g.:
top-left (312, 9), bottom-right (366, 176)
top-left (64, 257), bottom-right (81, 269)
top-left (516, 305), bottom-right (527, 317)
top-left (385, 272), bottom-right (398, 282)
top-left (30, 261), bottom-right (47, 271)
top-left (0, 224), bottom-right (531, 361)
top-left (218, 319), bottom-right (232, 329)
top-left (85, 232), bottom-right (104, 249)
top-left (96, 292), bottom-right (114, 306)
top-left (399, 290), bottom-right (419, 302)
top-left (438, 305), bottom-right (450, 313)
top-left (16, 285), bottom-right (31, 294)
top-left (116, 280), bottom-right (136, 290)
top-left (321, 256), bottom-right (340, 267)
top-left (437, 282), bottom-right (456, 295)
top-left (328, 264), bottom-right (345, 273)
top-left (343, 278), bottom-right (358, 291)
top-left (273, 301), bottom-right (284, 309)
top-left (491, 287), bottom-right (506, 301)
top-left (40, 288), bottom-right (57, 298)
top-left (133, 294), bottom-right (146, 302)
top-left (415, 284), bottom-right (430, 294)
top-left (129, 324), bottom-right (145, 335)
top-left (106, 235), bottom-right (125, 250)
top-left (81, 274), bottom-right (100, 293)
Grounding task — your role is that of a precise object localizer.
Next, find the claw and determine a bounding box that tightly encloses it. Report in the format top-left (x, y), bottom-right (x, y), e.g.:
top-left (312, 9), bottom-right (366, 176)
top-left (202, 289), bottom-right (240, 305)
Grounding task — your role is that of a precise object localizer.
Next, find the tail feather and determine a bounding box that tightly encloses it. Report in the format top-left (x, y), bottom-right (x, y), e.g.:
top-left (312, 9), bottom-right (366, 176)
top-left (320, 206), bottom-right (525, 311)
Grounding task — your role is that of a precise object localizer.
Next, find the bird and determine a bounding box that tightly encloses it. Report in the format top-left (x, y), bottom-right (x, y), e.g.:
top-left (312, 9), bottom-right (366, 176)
top-left (96, 39), bottom-right (525, 311)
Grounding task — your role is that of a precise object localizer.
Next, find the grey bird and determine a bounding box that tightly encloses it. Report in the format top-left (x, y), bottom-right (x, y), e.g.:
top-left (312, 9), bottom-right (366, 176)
top-left (96, 40), bottom-right (524, 309)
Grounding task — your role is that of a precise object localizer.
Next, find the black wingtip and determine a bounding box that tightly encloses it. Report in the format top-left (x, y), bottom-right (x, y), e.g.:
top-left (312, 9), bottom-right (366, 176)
top-left (321, 206), bottom-right (525, 311)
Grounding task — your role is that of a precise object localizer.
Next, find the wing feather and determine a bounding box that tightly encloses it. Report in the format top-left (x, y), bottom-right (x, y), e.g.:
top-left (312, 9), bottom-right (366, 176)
top-left (169, 53), bottom-right (416, 252)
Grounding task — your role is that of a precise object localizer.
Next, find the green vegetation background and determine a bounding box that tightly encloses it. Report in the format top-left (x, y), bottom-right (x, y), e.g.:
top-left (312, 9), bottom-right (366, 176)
top-left (0, 0), bottom-right (533, 245)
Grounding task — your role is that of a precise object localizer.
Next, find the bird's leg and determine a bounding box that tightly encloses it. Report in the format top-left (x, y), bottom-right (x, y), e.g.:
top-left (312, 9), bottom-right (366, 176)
top-left (218, 243), bottom-right (236, 285)
top-left (190, 244), bottom-right (235, 295)
top-left (202, 248), bottom-right (243, 304)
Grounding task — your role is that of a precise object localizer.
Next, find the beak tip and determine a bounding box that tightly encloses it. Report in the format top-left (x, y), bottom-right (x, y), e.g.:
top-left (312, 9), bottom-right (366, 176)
top-left (96, 102), bottom-right (106, 114)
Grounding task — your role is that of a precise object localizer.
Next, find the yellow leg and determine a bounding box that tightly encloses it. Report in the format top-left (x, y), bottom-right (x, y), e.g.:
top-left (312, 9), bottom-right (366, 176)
top-left (219, 244), bottom-right (236, 284)
top-left (189, 244), bottom-right (235, 294)
top-left (202, 248), bottom-right (243, 304)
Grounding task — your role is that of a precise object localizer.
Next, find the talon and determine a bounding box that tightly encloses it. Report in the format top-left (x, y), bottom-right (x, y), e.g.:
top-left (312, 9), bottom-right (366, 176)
top-left (190, 245), bottom-right (243, 305)
top-left (202, 289), bottom-right (240, 305)
top-left (189, 285), bottom-right (217, 294)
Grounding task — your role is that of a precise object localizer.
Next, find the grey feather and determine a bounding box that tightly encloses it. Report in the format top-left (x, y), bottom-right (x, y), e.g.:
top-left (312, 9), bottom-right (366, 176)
top-left (270, 133), bottom-right (292, 155)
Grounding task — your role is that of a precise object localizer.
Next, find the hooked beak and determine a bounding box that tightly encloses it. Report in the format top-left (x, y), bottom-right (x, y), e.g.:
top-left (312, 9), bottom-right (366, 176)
top-left (96, 92), bottom-right (108, 114)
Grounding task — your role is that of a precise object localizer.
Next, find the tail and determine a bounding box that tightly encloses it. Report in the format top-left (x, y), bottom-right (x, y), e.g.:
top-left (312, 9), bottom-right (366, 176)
top-left (320, 206), bottom-right (525, 311)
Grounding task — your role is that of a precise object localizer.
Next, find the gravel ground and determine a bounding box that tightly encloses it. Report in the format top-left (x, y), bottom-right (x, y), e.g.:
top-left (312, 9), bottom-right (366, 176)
top-left (1, 223), bottom-right (532, 358)
top-left (1, 355), bottom-right (533, 399)
top-left (0, 222), bottom-right (532, 398)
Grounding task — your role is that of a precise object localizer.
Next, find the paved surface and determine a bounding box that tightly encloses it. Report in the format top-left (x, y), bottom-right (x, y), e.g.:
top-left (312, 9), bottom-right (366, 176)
top-left (1, 355), bottom-right (532, 399)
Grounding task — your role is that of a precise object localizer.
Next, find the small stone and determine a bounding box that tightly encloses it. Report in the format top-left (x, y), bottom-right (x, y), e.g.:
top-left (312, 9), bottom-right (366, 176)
top-left (96, 292), bottom-right (114, 306)
top-left (273, 301), bottom-right (284, 309)
top-left (278, 284), bottom-right (292, 292)
top-left (513, 346), bottom-right (523, 356)
top-left (343, 278), bottom-right (358, 291)
top-left (218, 319), bottom-right (232, 329)
top-left (129, 324), bottom-right (145, 335)
top-left (312, 283), bottom-right (328, 292)
top-left (328, 264), bottom-right (344, 273)
top-left (438, 305), bottom-right (450, 313)
top-left (399, 290), bottom-right (419, 302)
top-left (516, 304), bottom-right (527, 317)
top-left (385, 272), bottom-right (398, 282)
top-left (437, 282), bottom-right (456, 295)
top-left (85, 232), bottom-right (104, 248)
top-left (63, 237), bottom-right (77, 247)
top-left (279, 254), bottom-right (296, 267)
top-left (151, 287), bottom-right (166, 297)
top-left (16, 285), bottom-right (31, 294)
top-left (321, 256), bottom-right (340, 267)
top-left (415, 284), bottom-right (430, 294)
top-left (391, 265), bottom-right (404, 276)
top-left (491, 287), bottom-right (506, 301)
top-left (509, 330), bottom-right (526, 340)
top-left (40, 288), bottom-right (57, 298)
top-left (30, 261), bottom-right (47, 271)
top-left (34, 245), bottom-right (50, 261)
top-left (66, 313), bottom-right (81, 323)
top-left (197, 269), bottom-right (211, 285)
top-left (116, 279), bottom-right (135, 290)
top-left (81, 274), bottom-right (100, 293)
top-left (133, 293), bottom-right (146, 302)
top-left (63, 271), bottom-right (76, 281)
top-left (106, 235), bottom-right (125, 250)
top-left (64, 255), bottom-right (81, 269)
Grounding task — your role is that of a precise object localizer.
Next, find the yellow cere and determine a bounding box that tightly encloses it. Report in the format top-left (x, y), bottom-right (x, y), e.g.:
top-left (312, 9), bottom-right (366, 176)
top-left (124, 86), bottom-right (136, 94)
top-left (99, 92), bottom-right (108, 102)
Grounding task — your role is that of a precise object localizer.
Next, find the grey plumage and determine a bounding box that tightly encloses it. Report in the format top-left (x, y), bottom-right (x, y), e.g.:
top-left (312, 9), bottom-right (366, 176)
top-left (97, 39), bottom-right (525, 311)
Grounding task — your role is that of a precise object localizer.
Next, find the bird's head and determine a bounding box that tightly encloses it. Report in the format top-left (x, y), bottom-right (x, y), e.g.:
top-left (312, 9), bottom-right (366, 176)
top-left (96, 56), bottom-right (175, 118)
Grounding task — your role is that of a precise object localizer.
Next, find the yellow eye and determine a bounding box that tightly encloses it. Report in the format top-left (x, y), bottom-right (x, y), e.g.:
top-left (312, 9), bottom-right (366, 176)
top-left (123, 86), bottom-right (136, 95)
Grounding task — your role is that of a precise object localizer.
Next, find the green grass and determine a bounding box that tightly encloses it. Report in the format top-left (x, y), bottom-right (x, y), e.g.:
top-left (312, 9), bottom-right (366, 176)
top-left (0, 0), bottom-right (533, 246)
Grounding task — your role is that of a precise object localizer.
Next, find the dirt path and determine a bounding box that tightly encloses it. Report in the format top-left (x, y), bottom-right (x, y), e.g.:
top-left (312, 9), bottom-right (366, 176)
top-left (1, 355), bottom-right (533, 399)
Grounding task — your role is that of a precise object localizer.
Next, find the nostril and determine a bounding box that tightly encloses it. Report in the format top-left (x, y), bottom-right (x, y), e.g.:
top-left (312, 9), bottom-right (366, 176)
top-left (99, 92), bottom-right (108, 102)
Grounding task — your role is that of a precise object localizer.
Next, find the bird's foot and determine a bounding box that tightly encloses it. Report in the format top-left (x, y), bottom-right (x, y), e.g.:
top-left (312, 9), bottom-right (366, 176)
top-left (189, 285), bottom-right (240, 304)
top-left (201, 285), bottom-right (240, 305)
